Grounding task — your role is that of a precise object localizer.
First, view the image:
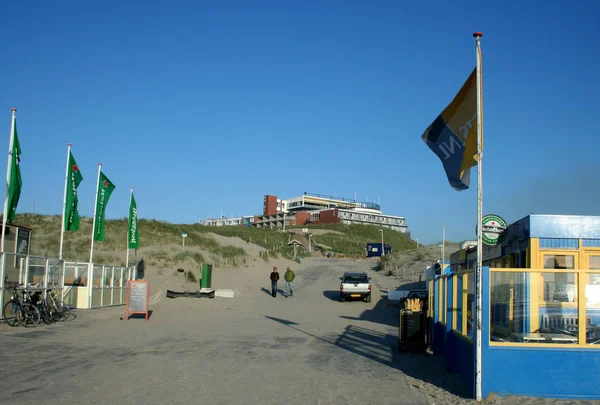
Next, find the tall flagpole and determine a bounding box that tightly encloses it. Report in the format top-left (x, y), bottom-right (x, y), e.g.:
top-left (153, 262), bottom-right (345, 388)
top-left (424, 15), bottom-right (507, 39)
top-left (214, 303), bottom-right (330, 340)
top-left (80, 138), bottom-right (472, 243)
top-left (59, 143), bottom-right (72, 259)
top-left (473, 31), bottom-right (484, 402)
top-left (89, 163), bottom-right (102, 263)
top-left (126, 187), bottom-right (133, 268)
top-left (442, 224), bottom-right (445, 268)
top-left (1, 108), bottom-right (17, 253)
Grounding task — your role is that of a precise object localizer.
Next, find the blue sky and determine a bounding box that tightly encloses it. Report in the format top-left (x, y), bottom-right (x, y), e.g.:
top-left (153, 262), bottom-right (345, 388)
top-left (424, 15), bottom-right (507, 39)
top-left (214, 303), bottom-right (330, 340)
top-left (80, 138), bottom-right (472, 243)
top-left (2, 0), bottom-right (599, 245)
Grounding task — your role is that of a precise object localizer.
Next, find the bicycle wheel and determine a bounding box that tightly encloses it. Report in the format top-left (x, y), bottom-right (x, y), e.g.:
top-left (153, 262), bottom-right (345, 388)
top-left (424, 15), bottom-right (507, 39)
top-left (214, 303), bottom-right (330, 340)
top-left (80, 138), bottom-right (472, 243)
top-left (56, 301), bottom-right (73, 321)
top-left (18, 304), bottom-right (41, 327)
top-left (39, 305), bottom-right (54, 325)
top-left (48, 300), bottom-right (61, 322)
top-left (2, 301), bottom-right (21, 327)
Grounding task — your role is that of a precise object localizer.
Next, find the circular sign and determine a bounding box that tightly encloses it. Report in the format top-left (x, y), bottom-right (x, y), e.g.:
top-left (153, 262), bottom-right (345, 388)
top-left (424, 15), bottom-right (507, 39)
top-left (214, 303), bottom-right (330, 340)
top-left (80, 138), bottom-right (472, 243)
top-left (480, 214), bottom-right (507, 246)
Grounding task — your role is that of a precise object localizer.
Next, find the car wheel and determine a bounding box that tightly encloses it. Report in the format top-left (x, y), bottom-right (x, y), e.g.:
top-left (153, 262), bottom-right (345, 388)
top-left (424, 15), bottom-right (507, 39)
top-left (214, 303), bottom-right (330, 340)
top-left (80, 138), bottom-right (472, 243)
top-left (366, 294), bottom-right (371, 303)
top-left (339, 293), bottom-right (344, 302)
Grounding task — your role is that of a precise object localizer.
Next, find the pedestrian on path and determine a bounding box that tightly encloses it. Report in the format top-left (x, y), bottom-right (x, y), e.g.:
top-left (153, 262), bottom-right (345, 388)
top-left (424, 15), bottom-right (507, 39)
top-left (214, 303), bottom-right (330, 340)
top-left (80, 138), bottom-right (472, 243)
top-left (270, 266), bottom-right (280, 297)
top-left (284, 267), bottom-right (295, 297)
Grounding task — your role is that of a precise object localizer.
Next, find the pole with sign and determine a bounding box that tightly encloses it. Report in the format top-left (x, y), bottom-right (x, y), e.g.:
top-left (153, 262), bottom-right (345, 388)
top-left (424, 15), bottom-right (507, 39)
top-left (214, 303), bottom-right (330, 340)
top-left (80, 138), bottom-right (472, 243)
top-left (182, 232), bottom-right (187, 251)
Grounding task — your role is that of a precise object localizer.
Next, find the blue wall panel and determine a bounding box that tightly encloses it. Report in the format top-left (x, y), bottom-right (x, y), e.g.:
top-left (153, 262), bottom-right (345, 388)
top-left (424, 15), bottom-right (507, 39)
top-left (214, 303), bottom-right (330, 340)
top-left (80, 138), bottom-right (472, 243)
top-left (582, 239), bottom-right (600, 247)
top-left (539, 238), bottom-right (579, 249)
top-left (446, 331), bottom-right (475, 395)
top-left (483, 347), bottom-right (600, 399)
top-left (530, 215), bottom-right (600, 239)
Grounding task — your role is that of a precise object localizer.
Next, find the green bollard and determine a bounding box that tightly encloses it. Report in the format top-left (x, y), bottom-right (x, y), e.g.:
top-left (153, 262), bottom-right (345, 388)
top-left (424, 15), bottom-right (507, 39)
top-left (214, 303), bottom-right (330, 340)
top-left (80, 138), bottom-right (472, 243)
top-left (201, 264), bottom-right (213, 290)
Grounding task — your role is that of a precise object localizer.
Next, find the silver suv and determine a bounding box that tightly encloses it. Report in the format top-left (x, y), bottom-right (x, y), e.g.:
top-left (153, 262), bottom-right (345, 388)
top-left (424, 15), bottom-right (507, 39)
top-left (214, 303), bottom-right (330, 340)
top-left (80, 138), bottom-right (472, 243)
top-left (339, 272), bottom-right (371, 303)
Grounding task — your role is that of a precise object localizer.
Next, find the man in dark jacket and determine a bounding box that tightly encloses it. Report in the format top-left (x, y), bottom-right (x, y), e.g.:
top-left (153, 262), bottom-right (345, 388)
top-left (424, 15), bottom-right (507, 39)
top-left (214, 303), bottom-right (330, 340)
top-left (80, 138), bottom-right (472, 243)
top-left (269, 267), bottom-right (280, 297)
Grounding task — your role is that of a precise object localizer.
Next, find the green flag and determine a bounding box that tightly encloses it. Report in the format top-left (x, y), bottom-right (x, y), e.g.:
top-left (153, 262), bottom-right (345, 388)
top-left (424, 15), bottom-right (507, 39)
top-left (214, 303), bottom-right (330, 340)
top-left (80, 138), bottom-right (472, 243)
top-left (64, 150), bottom-right (83, 231)
top-left (7, 117), bottom-right (22, 223)
top-left (128, 192), bottom-right (138, 249)
top-left (93, 171), bottom-right (115, 241)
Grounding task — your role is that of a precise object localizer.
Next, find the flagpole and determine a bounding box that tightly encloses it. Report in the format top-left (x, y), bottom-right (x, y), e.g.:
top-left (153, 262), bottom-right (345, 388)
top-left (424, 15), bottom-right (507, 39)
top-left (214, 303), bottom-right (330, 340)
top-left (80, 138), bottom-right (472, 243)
top-left (126, 187), bottom-right (133, 268)
top-left (90, 163), bottom-right (102, 263)
top-left (442, 224), bottom-right (445, 267)
top-left (473, 31), bottom-right (484, 402)
top-left (59, 143), bottom-right (72, 259)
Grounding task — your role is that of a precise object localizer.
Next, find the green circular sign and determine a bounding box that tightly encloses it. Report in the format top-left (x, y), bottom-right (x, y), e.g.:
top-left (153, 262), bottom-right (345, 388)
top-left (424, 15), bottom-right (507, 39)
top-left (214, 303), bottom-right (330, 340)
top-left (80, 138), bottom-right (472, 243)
top-left (481, 214), bottom-right (507, 246)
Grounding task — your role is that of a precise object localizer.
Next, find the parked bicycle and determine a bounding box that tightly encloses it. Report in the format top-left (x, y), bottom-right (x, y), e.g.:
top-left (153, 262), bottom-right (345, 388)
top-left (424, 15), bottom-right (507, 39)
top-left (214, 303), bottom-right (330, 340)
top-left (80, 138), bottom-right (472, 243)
top-left (31, 290), bottom-right (55, 324)
top-left (45, 288), bottom-right (72, 321)
top-left (2, 284), bottom-right (41, 327)
top-left (19, 288), bottom-right (42, 327)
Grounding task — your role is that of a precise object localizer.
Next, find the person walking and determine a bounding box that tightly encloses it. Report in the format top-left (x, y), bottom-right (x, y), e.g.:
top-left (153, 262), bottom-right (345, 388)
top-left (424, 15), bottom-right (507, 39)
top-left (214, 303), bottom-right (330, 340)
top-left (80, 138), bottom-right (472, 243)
top-left (269, 266), bottom-right (280, 297)
top-left (284, 267), bottom-right (295, 297)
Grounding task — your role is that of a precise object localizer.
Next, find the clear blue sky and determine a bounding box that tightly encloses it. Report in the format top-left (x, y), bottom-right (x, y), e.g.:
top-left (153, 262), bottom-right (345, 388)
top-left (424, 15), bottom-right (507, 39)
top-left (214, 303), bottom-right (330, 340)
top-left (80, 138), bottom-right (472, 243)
top-left (2, 0), bottom-right (599, 245)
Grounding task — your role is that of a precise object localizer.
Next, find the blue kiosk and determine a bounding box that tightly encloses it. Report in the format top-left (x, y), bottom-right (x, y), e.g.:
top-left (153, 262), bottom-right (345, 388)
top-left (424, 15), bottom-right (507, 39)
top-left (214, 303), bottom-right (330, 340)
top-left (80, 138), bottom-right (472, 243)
top-left (427, 214), bottom-right (600, 399)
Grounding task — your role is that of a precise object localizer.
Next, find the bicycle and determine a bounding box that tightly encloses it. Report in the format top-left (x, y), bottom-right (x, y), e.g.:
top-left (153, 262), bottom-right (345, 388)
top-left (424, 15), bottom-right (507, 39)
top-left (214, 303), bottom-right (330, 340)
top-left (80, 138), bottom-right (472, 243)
top-left (19, 289), bottom-right (41, 327)
top-left (46, 289), bottom-right (72, 321)
top-left (31, 290), bottom-right (55, 325)
top-left (2, 284), bottom-right (40, 327)
top-left (2, 284), bottom-right (22, 327)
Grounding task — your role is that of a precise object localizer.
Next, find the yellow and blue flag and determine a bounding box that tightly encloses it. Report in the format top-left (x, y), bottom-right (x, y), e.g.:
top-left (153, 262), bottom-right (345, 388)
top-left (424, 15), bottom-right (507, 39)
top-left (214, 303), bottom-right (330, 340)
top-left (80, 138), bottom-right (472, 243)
top-left (421, 68), bottom-right (479, 190)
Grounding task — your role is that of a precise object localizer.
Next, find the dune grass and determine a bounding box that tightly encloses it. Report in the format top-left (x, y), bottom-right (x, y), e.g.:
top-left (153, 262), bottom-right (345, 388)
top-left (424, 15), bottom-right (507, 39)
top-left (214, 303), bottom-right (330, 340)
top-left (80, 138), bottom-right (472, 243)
top-left (13, 213), bottom-right (309, 263)
top-left (13, 214), bottom-right (414, 262)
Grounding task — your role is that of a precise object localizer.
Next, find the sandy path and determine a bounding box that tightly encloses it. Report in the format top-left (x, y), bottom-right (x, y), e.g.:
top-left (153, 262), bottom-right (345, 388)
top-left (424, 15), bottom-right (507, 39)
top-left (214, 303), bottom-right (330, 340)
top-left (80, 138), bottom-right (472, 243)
top-left (0, 258), bottom-right (424, 405)
top-left (1, 257), bottom-right (598, 405)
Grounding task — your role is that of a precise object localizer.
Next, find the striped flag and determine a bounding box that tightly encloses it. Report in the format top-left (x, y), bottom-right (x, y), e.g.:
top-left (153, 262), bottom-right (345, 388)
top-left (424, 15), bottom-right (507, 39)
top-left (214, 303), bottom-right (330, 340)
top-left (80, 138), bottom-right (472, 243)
top-left (421, 69), bottom-right (479, 190)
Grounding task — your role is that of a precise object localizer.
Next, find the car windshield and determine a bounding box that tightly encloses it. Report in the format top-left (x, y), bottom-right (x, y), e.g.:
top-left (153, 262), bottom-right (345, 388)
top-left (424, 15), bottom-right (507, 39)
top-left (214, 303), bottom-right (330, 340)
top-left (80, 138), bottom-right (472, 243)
top-left (345, 275), bottom-right (368, 283)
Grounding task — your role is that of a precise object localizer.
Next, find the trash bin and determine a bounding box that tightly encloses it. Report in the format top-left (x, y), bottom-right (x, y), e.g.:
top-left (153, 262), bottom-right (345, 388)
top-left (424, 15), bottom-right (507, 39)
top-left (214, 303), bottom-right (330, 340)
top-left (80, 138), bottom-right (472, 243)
top-left (201, 264), bottom-right (212, 290)
top-left (398, 309), bottom-right (426, 352)
top-left (295, 257), bottom-right (301, 263)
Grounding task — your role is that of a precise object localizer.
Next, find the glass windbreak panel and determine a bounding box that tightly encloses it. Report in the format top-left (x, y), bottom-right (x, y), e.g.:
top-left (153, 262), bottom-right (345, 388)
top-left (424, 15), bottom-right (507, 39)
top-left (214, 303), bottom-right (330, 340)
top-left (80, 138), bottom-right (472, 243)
top-left (24, 257), bottom-right (46, 287)
top-left (46, 260), bottom-right (62, 288)
top-left (543, 255), bottom-right (574, 269)
top-left (490, 271), bottom-right (579, 344)
top-left (466, 271), bottom-right (474, 338)
top-left (490, 272), bottom-right (515, 338)
top-left (585, 271), bottom-right (600, 345)
top-left (64, 263), bottom-right (88, 286)
top-left (104, 267), bottom-right (113, 287)
top-left (93, 265), bottom-right (103, 288)
top-left (542, 272), bottom-right (576, 303)
top-left (113, 268), bottom-right (122, 287)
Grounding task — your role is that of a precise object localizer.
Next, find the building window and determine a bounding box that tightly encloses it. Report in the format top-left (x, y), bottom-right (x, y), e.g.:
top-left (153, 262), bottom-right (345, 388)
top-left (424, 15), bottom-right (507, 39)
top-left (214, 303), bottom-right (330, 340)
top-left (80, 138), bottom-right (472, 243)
top-left (543, 255), bottom-right (574, 269)
top-left (543, 254), bottom-right (576, 303)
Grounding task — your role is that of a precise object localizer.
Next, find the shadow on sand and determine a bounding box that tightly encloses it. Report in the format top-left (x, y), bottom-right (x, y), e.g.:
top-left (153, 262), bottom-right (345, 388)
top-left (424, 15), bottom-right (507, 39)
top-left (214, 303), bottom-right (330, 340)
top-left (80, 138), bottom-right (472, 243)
top-left (260, 287), bottom-right (286, 297)
top-left (322, 290), bottom-right (341, 302)
top-left (261, 294), bottom-right (470, 399)
top-left (126, 310), bottom-right (153, 320)
top-left (338, 292), bottom-right (398, 328)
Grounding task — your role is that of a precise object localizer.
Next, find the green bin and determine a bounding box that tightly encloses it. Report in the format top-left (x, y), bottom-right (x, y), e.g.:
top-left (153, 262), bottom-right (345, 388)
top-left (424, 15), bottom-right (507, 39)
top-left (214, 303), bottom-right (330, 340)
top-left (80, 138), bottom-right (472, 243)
top-left (201, 264), bottom-right (213, 289)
